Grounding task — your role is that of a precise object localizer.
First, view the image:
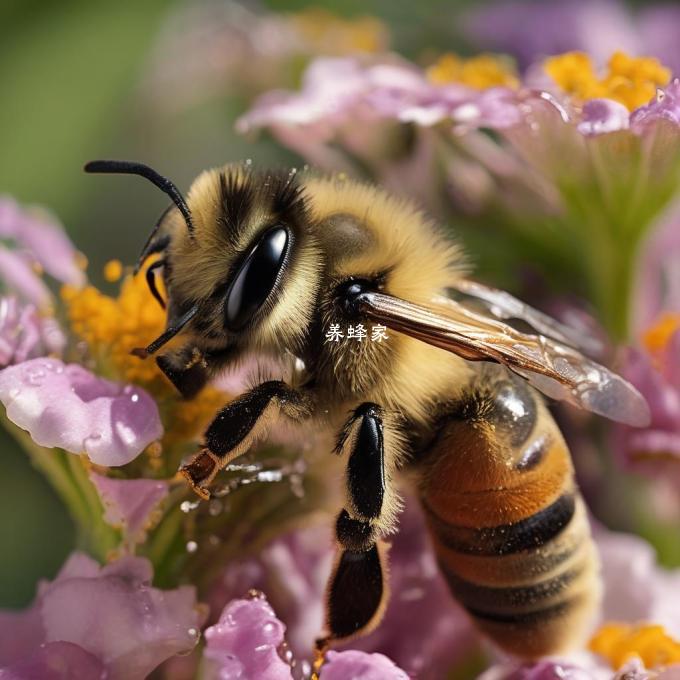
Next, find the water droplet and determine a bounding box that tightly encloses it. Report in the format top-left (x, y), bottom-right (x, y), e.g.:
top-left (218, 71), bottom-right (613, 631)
top-left (208, 499), bottom-right (223, 516)
top-left (180, 500), bottom-right (200, 513)
top-left (130, 393), bottom-right (139, 403)
top-left (186, 540), bottom-right (198, 553)
top-left (187, 627), bottom-right (198, 637)
top-left (245, 158), bottom-right (252, 166)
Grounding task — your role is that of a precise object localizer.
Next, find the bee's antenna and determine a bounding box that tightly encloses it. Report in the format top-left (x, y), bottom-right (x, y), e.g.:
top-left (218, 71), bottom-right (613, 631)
top-left (84, 160), bottom-right (195, 239)
top-left (131, 304), bottom-right (199, 359)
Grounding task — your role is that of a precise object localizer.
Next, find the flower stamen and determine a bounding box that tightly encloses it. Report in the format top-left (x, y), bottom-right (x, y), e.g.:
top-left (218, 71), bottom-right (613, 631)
top-left (427, 53), bottom-right (519, 90)
top-left (590, 622), bottom-right (680, 670)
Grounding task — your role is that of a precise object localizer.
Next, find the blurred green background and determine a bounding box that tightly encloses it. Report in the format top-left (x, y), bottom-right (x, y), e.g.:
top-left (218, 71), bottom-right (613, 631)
top-left (0, 0), bottom-right (664, 607)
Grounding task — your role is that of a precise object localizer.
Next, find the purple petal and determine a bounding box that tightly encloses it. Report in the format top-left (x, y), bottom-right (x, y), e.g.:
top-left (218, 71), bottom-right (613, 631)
top-left (90, 472), bottom-right (169, 545)
top-left (578, 98), bottom-right (630, 135)
top-left (40, 554), bottom-right (203, 679)
top-left (0, 642), bottom-right (105, 680)
top-left (321, 650), bottom-right (408, 680)
top-left (1, 553), bottom-right (204, 680)
top-left (462, 0), bottom-right (641, 69)
top-left (0, 197), bottom-right (84, 287)
top-left (0, 358), bottom-right (163, 466)
top-left (0, 297), bottom-right (65, 367)
top-left (630, 79), bottom-right (680, 133)
top-left (202, 595), bottom-right (293, 680)
top-left (0, 248), bottom-right (52, 307)
top-left (0, 603), bottom-right (44, 666)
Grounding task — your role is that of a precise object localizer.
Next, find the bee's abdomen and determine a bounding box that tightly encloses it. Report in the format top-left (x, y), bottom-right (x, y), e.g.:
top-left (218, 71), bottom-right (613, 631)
top-left (418, 378), bottom-right (601, 658)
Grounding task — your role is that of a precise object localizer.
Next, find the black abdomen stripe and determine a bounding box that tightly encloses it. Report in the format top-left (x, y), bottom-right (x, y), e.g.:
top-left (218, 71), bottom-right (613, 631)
top-left (441, 564), bottom-right (581, 613)
top-left (423, 492), bottom-right (575, 556)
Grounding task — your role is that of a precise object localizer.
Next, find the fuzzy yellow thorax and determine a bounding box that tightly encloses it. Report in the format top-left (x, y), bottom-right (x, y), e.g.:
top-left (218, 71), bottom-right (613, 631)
top-left (590, 622), bottom-right (680, 670)
top-left (544, 51), bottom-right (671, 110)
top-left (427, 53), bottom-right (519, 90)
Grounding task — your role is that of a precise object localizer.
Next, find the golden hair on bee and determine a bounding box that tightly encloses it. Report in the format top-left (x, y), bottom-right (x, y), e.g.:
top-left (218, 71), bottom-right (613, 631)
top-left (85, 158), bottom-right (649, 661)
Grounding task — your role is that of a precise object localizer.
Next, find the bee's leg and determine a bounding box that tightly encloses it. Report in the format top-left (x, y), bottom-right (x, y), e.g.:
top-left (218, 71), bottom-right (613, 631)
top-left (180, 381), bottom-right (313, 499)
top-left (323, 403), bottom-right (400, 642)
top-left (156, 345), bottom-right (234, 400)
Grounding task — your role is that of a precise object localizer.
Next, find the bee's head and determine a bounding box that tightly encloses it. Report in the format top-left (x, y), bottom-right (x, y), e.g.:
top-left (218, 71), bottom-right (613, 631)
top-left (85, 160), bottom-right (323, 358)
top-left (169, 165), bottom-right (323, 354)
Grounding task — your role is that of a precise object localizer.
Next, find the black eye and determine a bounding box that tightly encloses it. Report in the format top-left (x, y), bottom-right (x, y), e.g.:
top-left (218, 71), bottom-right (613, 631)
top-left (224, 226), bottom-right (289, 330)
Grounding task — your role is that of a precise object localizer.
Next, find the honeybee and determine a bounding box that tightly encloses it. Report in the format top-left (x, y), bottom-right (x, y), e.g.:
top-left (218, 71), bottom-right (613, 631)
top-left (85, 159), bottom-right (649, 659)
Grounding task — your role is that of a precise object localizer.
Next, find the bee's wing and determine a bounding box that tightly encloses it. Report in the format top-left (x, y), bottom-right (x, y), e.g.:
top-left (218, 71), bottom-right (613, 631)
top-left (447, 279), bottom-right (604, 356)
top-left (356, 291), bottom-right (650, 427)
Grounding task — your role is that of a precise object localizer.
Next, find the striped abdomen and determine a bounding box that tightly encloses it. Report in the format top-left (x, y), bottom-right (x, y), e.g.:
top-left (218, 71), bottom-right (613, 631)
top-left (418, 372), bottom-right (601, 658)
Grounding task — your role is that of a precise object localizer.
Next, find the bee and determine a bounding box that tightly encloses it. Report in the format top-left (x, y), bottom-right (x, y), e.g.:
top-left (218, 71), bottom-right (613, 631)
top-left (85, 159), bottom-right (649, 659)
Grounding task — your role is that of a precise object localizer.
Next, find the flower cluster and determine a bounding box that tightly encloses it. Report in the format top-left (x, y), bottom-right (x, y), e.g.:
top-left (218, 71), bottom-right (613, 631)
top-left (238, 49), bottom-right (680, 341)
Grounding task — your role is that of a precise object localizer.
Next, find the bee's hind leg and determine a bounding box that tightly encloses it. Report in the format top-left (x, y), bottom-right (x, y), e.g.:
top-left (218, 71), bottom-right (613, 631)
top-left (180, 380), bottom-right (313, 499)
top-left (323, 403), bottom-right (403, 643)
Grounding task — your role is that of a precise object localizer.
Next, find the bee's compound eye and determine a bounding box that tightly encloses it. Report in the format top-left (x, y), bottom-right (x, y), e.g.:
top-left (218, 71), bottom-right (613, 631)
top-left (225, 226), bottom-right (289, 330)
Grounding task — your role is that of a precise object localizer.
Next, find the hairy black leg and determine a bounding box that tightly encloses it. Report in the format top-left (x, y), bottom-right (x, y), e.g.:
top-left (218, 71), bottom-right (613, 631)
top-left (323, 403), bottom-right (397, 642)
top-left (180, 380), bottom-right (312, 499)
top-left (334, 403), bottom-right (385, 520)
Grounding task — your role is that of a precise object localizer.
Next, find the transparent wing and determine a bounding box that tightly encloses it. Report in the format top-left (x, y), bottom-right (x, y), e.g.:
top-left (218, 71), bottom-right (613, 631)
top-left (447, 279), bottom-right (604, 357)
top-left (355, 291), bottom-right (650, 427)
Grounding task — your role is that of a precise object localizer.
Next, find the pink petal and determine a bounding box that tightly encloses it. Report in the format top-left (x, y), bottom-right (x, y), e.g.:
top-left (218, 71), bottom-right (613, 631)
top-left (321, 650), bottom-right (408, 680)
top-left (0, 248), bottom-right (52, 308)
top-left (0, 603), bottom-right (44, 666)
top-left (0, 297), bottom-right (65, 368)
top-left (90, 472), bottom-right (168, 545)
top-left (41, 554), bottom-right (203, 680)
top-left (0, 197), bottom-right (85, 287)
top-left (203, 596), bottom-right (293, 680)
top-left (0, 641), bottom-right (105, 680)
top-left (0, 358), bottom-right (163, 466)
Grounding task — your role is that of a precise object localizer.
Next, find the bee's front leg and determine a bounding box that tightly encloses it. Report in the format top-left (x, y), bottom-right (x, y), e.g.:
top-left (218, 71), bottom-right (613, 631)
top-left (180, 381), bottom-right (313, 499)
top-left (323, 403), bottom-right (404, 643)
top-left (156, 344), bottom-right (234, 400)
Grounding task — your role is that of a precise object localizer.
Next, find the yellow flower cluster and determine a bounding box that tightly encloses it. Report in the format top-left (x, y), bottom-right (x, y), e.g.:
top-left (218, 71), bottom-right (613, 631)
top-left (62, 261), bottom-right (229, 449)
top-left (290, 8), bottom-right (389, 55)
top-left (590, 623), bottom-right (680, 670)
top-left (544, 51), bottom-right (671, 110)
top-left (427, 53), bottom-right (519, 90)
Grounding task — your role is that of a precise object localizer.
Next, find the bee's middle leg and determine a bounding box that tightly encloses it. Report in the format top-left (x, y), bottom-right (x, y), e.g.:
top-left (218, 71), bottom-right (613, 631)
top-left (180, 380), bottom-right (313, 499)
top-left (324, 403), bottom-right (403, 643)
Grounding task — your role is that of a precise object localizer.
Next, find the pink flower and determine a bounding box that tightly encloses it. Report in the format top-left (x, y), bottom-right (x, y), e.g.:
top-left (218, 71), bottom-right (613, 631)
top-left (0, 247), bottom-right (52, 308)
top-left (0, 196), bottom-right (84, 287)
top-left (322, 650), bottom-right (408, 680)
top-left (0, 358), bottom-right (162, 466)
top-left (213, 501), bottom-right (479, 678)
top-left (202, 595), bottom-right (293, 680)
top-left (90, 472), bottom-right (169, 548)
top-left (614, 328), bottom-right (680, 477)
top-left (0, 296), bottom-right (65, 368)
top-left (630, 79), bottom-right (680, 133)
top-left (201, 594), bottom-right (410, 680)
top-left (0, 553), bottom-right (205, 680)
